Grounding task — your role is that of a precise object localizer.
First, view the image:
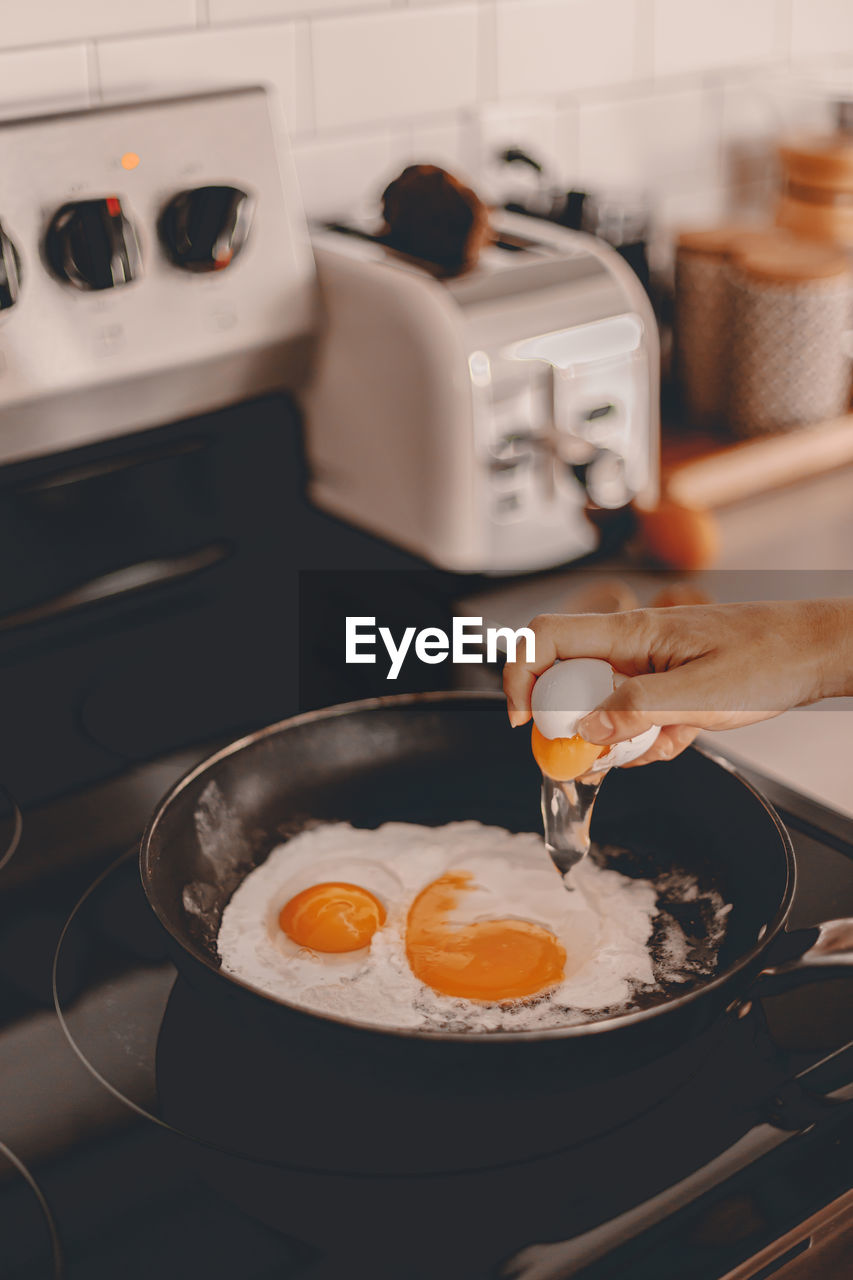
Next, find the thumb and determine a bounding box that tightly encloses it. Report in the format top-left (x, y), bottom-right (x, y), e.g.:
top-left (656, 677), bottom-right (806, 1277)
top-left (576, 662), bottom-right (727, 745)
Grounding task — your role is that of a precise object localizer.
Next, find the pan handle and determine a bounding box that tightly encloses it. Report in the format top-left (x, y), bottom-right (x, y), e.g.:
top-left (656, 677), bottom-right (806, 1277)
top-left (755, 919), bottom-right (853, 995)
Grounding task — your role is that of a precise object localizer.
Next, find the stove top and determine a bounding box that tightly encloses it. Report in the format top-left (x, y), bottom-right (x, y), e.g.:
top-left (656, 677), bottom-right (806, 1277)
top-left (1, 751), bottom-right (852, 1280)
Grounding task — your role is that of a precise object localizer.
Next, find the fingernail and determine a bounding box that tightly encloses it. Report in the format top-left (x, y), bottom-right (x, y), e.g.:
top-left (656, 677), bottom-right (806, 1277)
top-left (578, 710), bottom-right (614, 743)
top-left (507, 703), bottom-right (522, 727)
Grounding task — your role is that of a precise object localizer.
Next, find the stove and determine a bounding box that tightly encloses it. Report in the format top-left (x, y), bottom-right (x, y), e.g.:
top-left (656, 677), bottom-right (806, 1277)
top-left (0, 84), bottom-right (851, 1280)
top-left (1, 752), bottom-right (851, 1280)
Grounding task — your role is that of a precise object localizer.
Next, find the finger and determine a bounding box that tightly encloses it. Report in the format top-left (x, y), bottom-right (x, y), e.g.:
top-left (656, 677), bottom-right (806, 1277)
top-left (576, 660), bottom-right (728, 744)
top-left (665, 723), bottom-right (701, 758)
top-left (503, 611), bottom-right (654, 726)
top-left (621, 724), bottom-right (699, 767)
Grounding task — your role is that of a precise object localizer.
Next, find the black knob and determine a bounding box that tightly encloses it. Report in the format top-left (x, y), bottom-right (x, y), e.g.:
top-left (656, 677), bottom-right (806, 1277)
top-left (158, 185), bottom-right (252, 272)
top-left (0, 222), bottom-right (22, 311)
top-left (46, 197), bottom-right (141, 291)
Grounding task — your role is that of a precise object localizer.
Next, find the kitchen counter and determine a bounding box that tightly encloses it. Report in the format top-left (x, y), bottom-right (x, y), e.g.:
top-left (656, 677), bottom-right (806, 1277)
top-left (714, 462), bottom-right (853, 572)
top-left (461, 465), bottom-right (853, 819)
top-left (701, 465), bottom-right (853, 817)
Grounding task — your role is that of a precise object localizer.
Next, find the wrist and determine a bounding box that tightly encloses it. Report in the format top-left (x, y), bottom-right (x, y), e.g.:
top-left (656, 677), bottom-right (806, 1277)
top-left (811, 599), bottom-right (853, 701)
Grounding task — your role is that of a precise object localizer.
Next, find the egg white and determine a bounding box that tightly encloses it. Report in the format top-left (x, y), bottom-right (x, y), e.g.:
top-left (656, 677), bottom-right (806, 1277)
top-left (216, 821), bottom-right (660, 1033)
top-left (437, 849), bottom-right (600, 981)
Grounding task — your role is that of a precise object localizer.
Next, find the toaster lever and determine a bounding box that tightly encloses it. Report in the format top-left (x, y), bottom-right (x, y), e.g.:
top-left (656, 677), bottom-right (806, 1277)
top-left (490, 429), bottom-right (632, 509)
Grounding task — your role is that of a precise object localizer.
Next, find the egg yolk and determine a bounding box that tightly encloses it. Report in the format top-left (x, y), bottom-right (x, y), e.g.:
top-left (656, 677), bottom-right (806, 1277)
top-left (531, 723), bottom-right (604, 782)
top-left (405, 871), bottom-right (565, 1002)
top-left (279, 882), bottom-right (386, 953)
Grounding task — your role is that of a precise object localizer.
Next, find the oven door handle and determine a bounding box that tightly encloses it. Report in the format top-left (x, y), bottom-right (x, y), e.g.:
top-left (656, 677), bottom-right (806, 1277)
top-left (0, 543), bottom-right (230, 633)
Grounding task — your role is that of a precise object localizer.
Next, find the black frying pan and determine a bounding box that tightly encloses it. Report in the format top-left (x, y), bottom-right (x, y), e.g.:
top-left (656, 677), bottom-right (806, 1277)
top-left (140, 692), bottom-right (853, 1055)
top-left (141, 692), bottom-right (853, 1176)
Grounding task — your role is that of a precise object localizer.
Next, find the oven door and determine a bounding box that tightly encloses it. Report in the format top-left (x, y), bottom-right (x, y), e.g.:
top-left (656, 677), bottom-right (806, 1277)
top-left (0, 395), bottom-right (457, 808)
top-left (0, 396), bottom-right (313, 807)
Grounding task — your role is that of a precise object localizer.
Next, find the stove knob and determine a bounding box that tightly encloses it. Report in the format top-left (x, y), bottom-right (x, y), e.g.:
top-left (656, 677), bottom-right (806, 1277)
top-left (0, 222), bottom-right (22, 310)
top-left (158, 185), bottom-right (252, 272)
top-left (45, 197), bottom-right (141, 291)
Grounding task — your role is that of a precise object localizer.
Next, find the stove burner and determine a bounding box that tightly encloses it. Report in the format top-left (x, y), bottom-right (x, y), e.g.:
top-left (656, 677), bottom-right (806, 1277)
top-left (47, 849), bottom-right (843, 1270)
top-left (0, 1139), bottom-right (64, 1279)
top-left (42, 802), bottom-right (853, 1280)
top-left (55, 851), bottom-right (757, 1174)
top-left (0, 780), bottom-right (22, 874)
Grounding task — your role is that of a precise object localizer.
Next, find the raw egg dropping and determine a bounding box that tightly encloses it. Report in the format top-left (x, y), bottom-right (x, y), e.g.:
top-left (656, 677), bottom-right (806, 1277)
top-left (531, 657), bottom-right (660, 778)
top-left (531, 723), bottom-right (603, 781)
top-left (279, 882), bottom-right (386, 953)
top-left (405, 870), bottom-right (566, 1001)
top-left (530, 658), bottom-right (613, 781)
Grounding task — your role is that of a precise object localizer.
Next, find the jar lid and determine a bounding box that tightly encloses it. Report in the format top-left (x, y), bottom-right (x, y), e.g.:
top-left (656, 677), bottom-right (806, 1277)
top-left (733, 238), bottom-right (850, 283)
top-left (780, 135), bottom-right (853, 192)
top-left (725, 228), bottom-right (796, 256)
top-left (676, 224), bottom-right (788, 258)
top-left (676, 224), bottom-right (760, 257)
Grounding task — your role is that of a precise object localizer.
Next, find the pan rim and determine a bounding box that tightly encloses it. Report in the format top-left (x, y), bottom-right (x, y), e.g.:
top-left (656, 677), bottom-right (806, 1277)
top-left (139, 690), bottom-right (796, 1045)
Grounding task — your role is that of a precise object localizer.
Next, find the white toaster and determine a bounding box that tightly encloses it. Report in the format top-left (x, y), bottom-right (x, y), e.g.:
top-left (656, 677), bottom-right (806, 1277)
top-left (302, 211), bottom-right (659, 574)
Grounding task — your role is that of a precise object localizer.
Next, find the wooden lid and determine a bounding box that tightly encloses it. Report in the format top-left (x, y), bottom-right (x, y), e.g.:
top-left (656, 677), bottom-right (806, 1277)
top-left (725, 228), bottom-right (795, 256)
top-left (676, 225), bottom-right (790, 259)
top-left (733, 238), bottom-right (850, 284)
top-left (780, 135), bottom-right (853, 191)
top-left (676, 224), bottom-right (759, 257)
top-left (776, 193), bottom-right (853, 248)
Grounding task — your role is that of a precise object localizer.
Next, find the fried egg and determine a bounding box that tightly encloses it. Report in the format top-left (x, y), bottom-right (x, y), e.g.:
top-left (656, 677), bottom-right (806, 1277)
top-left (216, 821), bottom-right (659, 1033)
top-left (231, 841), bottom-right (407, 975)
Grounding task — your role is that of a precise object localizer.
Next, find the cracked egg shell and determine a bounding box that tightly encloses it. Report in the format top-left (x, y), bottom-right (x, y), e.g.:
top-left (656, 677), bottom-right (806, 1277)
top-left (531, 658), bottom-right (660, 771)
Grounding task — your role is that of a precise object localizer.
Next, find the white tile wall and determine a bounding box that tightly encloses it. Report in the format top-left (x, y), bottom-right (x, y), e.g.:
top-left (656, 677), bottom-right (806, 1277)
top-left (576, 86), bottom-right (719, 190)
top-left (790, 0), bottom-right (853, 59)
top-left (653, 0), bottom-right (782, 78)
top-left (0, 0), bottom-right (195, 48)
top-left (0, 0), bottom-right (852, 233)
top-left (292, 128), bottom-right (396, 218)
top-left (210, 0), bottom-right (383, 20)
top-left (96, 23), bottom-right (308, 133)
top-left (0, 45), bottom-right (89, 116)
top-left (495, 0), bottom-right (641, 98)
top-left (311, 6), bottom-right (478, 130)
top-left (406, 115), bottom-right (471, 178)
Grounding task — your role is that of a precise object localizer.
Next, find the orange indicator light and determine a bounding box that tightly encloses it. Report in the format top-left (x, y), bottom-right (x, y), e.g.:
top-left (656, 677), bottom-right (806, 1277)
top-left (121, 152), bottom-right (140, 171)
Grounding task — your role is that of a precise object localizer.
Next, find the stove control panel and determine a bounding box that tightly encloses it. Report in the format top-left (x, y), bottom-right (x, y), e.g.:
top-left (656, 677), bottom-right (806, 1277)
top-left (0, 87), bottom-right (314, 466)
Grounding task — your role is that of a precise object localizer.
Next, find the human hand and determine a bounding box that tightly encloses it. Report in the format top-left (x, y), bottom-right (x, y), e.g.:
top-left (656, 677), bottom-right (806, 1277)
top-left (503, 599), bottom-right (853, 766)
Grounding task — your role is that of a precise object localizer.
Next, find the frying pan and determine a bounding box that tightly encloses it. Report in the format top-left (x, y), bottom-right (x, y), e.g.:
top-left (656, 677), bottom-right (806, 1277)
top-left (140, 693), bottom-right (853, 1170)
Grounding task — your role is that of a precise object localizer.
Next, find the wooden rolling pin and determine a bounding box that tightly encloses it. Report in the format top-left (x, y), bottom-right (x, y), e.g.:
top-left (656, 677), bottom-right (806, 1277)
top-left (662, 412), bottom-right (853, 509)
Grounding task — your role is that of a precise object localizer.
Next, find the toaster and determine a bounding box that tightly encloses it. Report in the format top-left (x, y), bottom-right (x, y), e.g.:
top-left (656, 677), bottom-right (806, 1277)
top-left (302, 211), bottom-right (659, 574)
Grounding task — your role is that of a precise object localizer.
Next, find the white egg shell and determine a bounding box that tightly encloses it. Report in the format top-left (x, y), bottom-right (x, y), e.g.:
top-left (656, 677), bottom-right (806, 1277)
top-left (531, 658), bottom-right (615, 741)
top-left (531, 659), bottom-right (661, 770)
top-left (597, 724), bottom-right (660, 769)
